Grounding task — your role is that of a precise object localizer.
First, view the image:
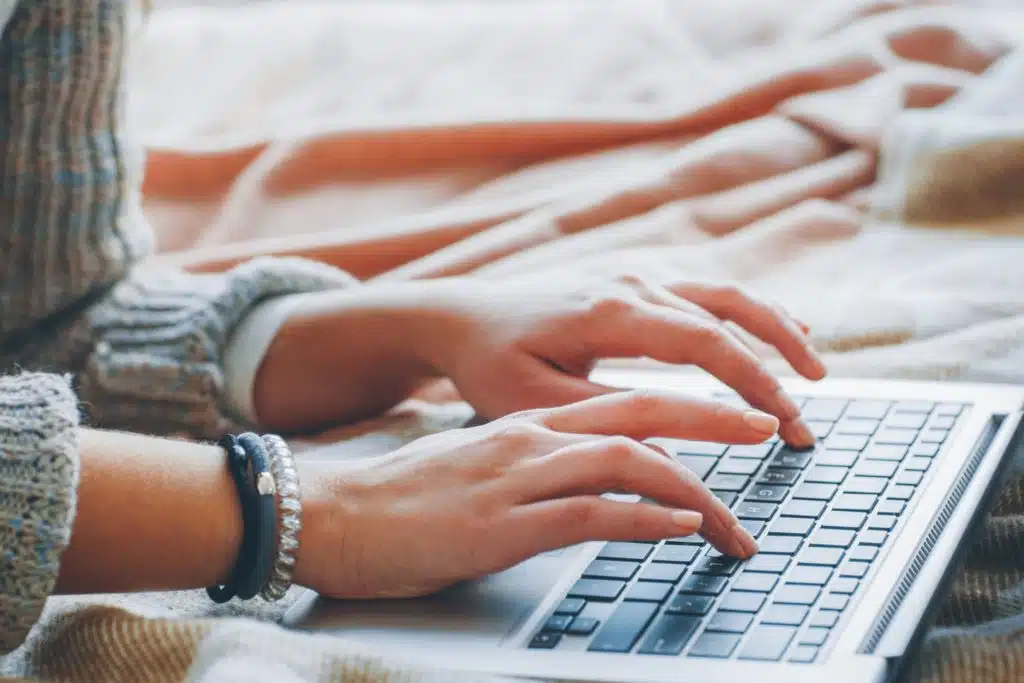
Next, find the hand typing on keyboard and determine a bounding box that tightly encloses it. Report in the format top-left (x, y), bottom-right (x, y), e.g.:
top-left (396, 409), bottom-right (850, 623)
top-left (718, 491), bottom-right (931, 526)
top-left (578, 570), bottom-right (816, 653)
top-left (296, 391), bottom-right (764, 600)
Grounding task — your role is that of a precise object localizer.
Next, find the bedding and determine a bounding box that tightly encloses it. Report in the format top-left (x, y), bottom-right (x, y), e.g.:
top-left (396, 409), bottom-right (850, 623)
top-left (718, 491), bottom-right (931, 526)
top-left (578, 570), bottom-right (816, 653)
top-left (16, 2), bottom-right (1024, 681)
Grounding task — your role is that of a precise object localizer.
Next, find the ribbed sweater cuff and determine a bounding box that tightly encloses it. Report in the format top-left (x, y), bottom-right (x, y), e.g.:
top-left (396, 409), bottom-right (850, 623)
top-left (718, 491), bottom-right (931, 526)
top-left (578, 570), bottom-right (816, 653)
top-left (75, 257), bottom-right (357, 439)
top-left (0, 373), bottom-right (80, 654)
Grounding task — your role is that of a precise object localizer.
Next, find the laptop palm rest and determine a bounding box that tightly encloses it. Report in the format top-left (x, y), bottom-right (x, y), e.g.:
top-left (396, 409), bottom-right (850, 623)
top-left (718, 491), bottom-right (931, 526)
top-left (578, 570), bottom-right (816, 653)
top-left (283, 546), bottom-right (583, 649)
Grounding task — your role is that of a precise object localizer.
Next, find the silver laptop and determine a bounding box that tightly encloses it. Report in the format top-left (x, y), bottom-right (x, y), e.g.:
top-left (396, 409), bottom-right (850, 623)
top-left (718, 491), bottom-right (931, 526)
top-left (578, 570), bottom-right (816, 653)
top-left (285, 367), bottom-right (1024, 683)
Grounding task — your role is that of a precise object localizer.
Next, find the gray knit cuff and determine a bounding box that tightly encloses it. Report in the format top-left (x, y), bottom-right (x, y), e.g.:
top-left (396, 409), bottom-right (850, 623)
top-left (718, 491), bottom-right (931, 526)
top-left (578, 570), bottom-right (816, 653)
top-left (0, 373), bottom-right (80, 654)
top-left (75, 257), bottom-right (357, 439)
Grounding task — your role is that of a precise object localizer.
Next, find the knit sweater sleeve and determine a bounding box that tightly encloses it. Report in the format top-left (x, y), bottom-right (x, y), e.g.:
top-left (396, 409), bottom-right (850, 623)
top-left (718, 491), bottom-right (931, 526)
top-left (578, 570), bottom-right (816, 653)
top-left (0, 373), bottom-right (79, 654)
top-left (0, 0), bottom-right (357, 438)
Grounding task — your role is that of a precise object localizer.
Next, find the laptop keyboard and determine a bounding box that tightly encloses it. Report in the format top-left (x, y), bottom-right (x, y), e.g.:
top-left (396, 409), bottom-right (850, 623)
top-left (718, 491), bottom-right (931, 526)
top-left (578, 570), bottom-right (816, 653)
top-left (526, 396), bottom-right (967, 663)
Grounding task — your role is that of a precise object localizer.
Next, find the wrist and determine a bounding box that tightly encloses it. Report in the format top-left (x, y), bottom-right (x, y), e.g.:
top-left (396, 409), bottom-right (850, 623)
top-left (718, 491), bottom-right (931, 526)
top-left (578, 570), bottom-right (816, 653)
top-left (252, 286), bottom-right (445, 433)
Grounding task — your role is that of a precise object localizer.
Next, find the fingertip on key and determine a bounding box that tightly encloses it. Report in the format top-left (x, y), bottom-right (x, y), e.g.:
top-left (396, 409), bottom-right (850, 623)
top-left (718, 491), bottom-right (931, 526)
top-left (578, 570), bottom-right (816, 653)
top-left (731, 524), bottom-right (759, 559)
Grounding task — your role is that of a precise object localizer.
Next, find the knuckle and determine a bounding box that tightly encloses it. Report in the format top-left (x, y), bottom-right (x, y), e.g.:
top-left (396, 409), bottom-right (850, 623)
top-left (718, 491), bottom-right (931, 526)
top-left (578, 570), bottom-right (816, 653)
top-left (690, 320), bottom-right (728, 347)
top-left (585, 293), bottom-right (637, 321)
top-left (492, 421), bottom-right (548, 448)
top-left (623, 388), bottom-right (668, 415)
top-left (561, 497), bottom-right (600, 528)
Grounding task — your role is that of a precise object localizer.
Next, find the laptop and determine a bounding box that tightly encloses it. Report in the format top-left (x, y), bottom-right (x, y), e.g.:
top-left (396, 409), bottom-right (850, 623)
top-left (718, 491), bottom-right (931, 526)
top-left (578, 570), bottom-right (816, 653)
top-left (284, 367), bottom-right (1024, 683)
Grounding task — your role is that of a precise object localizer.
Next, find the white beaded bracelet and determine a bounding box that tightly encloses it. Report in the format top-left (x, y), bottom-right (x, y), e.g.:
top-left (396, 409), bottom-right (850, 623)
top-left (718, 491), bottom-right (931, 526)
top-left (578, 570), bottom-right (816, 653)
top-left (260, 434), bottom-right (302, 601)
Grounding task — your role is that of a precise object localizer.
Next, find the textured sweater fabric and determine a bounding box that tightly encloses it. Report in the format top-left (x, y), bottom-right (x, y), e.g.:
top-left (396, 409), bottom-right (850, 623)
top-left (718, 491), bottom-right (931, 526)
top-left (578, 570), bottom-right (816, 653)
top-left (0, 0), bottom-right (351, 662)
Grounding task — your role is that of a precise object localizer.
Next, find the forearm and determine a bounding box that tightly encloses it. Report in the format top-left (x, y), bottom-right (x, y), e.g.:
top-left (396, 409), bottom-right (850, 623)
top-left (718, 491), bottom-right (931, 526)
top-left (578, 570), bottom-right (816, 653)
top-left (56, 430), bottom-right (242, 594)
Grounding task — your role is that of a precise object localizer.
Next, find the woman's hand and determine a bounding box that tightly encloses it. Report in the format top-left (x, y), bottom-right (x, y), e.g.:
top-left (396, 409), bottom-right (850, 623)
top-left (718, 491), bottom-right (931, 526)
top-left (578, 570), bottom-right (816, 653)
top-left (294, 391), bottom-right (769, 599)
top-left (408, 274), bottom-right (822, 447)
top-left (257, 275), bottom-right (821, 445)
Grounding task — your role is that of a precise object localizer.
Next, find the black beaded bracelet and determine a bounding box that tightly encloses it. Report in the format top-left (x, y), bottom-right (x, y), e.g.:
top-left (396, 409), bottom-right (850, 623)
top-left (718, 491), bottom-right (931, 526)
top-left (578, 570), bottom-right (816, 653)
top-left (235, 433), bottom-right (277, 600)
top-left (206, 433), bottom-right (277, 603)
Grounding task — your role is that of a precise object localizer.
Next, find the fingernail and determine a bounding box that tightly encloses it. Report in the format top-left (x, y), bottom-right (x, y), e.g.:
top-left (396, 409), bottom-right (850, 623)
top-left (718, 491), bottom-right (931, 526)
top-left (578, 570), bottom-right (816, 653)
top-left (671, 510), bottom-right (703, 531)
top-left (743, 410), bottom-right (779, 434)
top-left (732, 524), bottom-right (759, 558)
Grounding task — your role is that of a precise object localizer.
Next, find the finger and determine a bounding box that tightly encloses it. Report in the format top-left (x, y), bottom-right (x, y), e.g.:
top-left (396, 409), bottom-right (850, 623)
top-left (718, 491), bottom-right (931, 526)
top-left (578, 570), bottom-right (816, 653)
top-left (505, 497), bottom-right (753, 566)
top-left (670, 283), bottom-right (827, 381)
top-left (533, 389), bottom-right (780, 444)
top-left (510, 436), bottom-right (754, 557)
top-left (576, 301), bottom-right (815, 446)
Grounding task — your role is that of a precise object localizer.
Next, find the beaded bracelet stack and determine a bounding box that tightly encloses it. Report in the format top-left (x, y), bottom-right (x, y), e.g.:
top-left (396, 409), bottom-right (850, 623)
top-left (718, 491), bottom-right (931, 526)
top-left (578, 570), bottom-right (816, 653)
top-left (207, 432), bottom-right (302, 603)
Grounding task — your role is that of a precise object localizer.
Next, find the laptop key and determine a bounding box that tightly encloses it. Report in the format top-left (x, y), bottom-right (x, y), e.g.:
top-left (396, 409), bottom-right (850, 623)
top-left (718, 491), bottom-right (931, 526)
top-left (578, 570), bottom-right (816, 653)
top-left (760, 536), bottom-right (802, 554)
top-left (760, 468), bottom-right (801, 485)
top-left (781, 500), bottom-right (826, 519)
top-left (789, 645), bottom-right (819, 664)
top-left (566, 617), bottom-right (600, 636)
top-left (679, 574), bottom-right (729, 595)
top-left (653, 545), bottom-right (700, 564)
top-left (805, 466), bottom-right (847, 485)
top-left (794, 483), bottom-right (837, 501)
top-left (584, 560), bottom-right (639, 581)
top-left (588, 602), bottom-right (659, 653)
top-left (666, 594), bottom-right (714, 616)
top-left (714, 491), bottom-right (738, 507)
top-left (735, 501), bottom-right (777, 521)
top-left (810, 529), bottom-right (856, 548)
top-left (844, 476), bottom-right (887, 495)
top-left (816, 450), bottom-right (858, 468)
top-left (894, 400), bottom-right (934, 413)
top-left (859, 530), bottom-right (888, 546)
top-left (855, 461), bottom-right (899, 478)
top-left (666, 534), bottom-right (705, 546)
top-left (727, 444), bottom-right (775, 460)
top-left (732, 573), bottom-right (778, 593)
top-left (771, 517), bottom-right (815, 536)
top-left (825, 434), bottom-right (869, 451)
top-left (868, 515), bottom-right (898, 531)
top-left (740, 520), bottom-right (766, 538)
top-left (801, 627), bottom-right (831, 646)
top-left (706, 611), bottom-right (753, 634)
top-left (746, 484), bottom-right (789, 503)
top-left (738, 626), bottom-right (797, 661)
top-left (677, 456), bottom-right (717, 480)
top-left (875, 429), bottom-right (917, 446)
top-left (762, 604), bottom-right (809, 626)
top-left (930, 415), bottom-right (956, 429)
top-left (772, 448), bottom-right (814, 469)
top-left (889, 485), bottom-right (915, 501)
top-left (935, 403), bottom-right (964, 416)
top-left (910, 442), bottom-right (940, 457)
top-left (836, 418), bottom-right (880, 435)
top-left (831, 578), bottom-right (859, 594)
top-left (787, 566), bottom-right (832, 586)
top-left (843, 544), bottom-right (876, 561)
top-left (568, 578), bottom-right (626, 601)
top-left (821, 511), bottom-right (867, 530)
top-left (718, 592), bottom-right (766, 613)
top-left (800, 547), bottom-right (845, 567)
top-left (746, 554), bottom-right (791, 573)
top-left (689, 632), bottom-right (742, 658)
top-left (845, 400), bottom-right (890, 419)
top-left (555, 598), bottom-right (586, 615)
top-left (694, 556), bottom-right (741, 576)
top-left (809, 611), bottom-right (840, 629)
top-left (820, 594), bottom-right (850, 611)
top-left (544, 615), bottom-right (574, 632)
top-left (599, 542), bottom-right (654, 562)
top-left (886, 413), bottom-right (927, 429)
top-left (896, 471), bottom-right (923, 486)
top-left (865, 445), bottom-right (908, 462)
top-left (706, 474), bottom-right (749, 492)
top-left (775, 584), bottom-right (821, 605)
top-left (637, 615), bottom-right (701, 655)
top-left (529, 632), bottom-right (561, 649)
top-left (807, 421), bottom-right (833, 439)
top-left (905, 457), bottom-right (932, 472)
top-left (839, 561), bottom-right (871, 579)
top-left (920, 429), bottom-right (947, 443)
top-left (717, 459), bottom-right (761, 476)
top-left (833, 494), bottom-right (877, 513)
top-left (626, 582), bottom-right (673, 603)
top-left (802, 399), bottom-right (847, 422)
top-left (640, 563), bottom-right (686, 583)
